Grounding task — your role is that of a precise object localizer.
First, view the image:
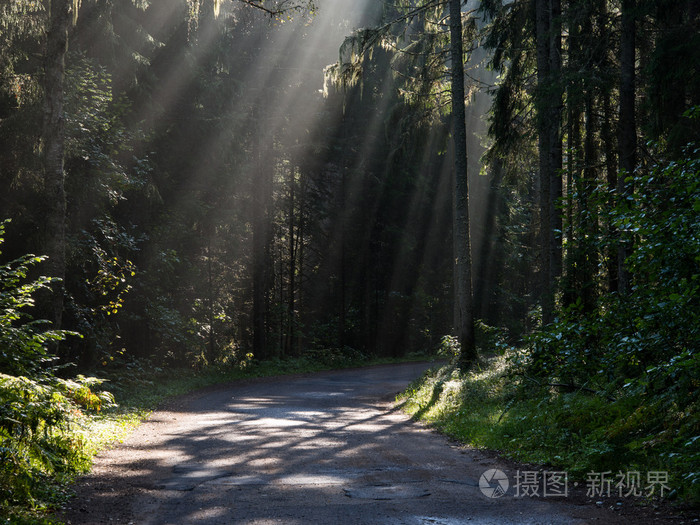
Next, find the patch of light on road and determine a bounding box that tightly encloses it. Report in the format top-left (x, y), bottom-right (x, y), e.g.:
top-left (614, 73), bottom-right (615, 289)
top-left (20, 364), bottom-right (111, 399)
top-left (239, 417), bottom-right (305, 428)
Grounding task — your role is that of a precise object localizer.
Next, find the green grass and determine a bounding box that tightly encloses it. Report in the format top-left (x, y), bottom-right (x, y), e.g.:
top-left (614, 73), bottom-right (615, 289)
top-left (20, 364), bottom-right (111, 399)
top-left (397, 354), bottom-right (700, 506)
top-left (397, 355), bottom-right (511, 448)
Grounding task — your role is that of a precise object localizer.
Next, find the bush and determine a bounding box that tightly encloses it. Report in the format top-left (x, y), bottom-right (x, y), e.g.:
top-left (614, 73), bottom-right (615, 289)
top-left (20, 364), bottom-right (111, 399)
top-left (528, 148), bottom-right (700, 404)
top-left (520, 148), bottom-right (700, 502)
top-left (0, 221), bottom-right (113, 512)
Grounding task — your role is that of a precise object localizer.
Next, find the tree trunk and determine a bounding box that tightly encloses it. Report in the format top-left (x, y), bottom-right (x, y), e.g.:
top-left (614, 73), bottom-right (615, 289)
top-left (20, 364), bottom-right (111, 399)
top-left (534, 0), bottom-right (562, 324)
top-left (286, 164), bottom-right (296, 356)
top-left (562, 0), bottom-right (581, 309)
top-left (548, 0), bottom-right (562, 292)
top-left (534, 0), bottom-right (552, 324)
top-left (593, 0), bottom-right (620, 295)
top-left (296, 167), bottom-right (307, 354)
top-left (618, 0), bottom-right (636, 294)
top-left (252, 105), bottom-right (272, 360)
top-left (338, 152), bottom-right (347, 350)
top-left (565, 92), bottom-right (581, 307)
top-left (582, 84), bottom-right (599, 311)
top-left (207, 240), bottom-right (216, 363)
top-left (449, 0), bottom-right (476, 366)
top-left (43, 0), bottom-right (71, 330)
top-left (602, 86), bottom-right (618, 293)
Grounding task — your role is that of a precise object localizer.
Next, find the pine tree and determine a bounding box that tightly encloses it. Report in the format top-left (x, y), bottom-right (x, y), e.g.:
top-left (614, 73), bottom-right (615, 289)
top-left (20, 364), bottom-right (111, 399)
top-left (42, 0), bottom-right (73, 329)
top-left (450, 0), bottom-right (476, 365)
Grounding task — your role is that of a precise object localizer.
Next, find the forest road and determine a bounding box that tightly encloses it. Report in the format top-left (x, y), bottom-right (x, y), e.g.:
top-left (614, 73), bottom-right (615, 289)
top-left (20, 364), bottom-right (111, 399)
top-left (59, 362), bottom-right (632, 524)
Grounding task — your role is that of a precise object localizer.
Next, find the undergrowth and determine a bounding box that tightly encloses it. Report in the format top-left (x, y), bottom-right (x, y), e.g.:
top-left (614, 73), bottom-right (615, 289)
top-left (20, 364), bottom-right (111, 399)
top-left (399, 150), bottom-right (700, 509)
top-left (398, 354), bottom-right (700, 506)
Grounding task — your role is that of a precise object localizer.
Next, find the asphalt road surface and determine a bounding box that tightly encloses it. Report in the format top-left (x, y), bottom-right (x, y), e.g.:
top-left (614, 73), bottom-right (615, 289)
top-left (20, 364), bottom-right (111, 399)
top-left (59, 363), bottom-right (637, 524)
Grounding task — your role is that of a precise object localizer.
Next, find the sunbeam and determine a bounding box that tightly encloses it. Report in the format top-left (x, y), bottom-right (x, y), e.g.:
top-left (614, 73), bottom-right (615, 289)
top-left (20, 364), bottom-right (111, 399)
top-left (1, 0), bottom-right (696, 516)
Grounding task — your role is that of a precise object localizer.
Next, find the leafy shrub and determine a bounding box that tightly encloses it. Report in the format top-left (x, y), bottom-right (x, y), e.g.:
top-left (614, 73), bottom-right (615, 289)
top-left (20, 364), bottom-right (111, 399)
top-left (0, 221), bottom-right (113, 512)
top-left (528, 148), bottom-right (700, 403)
top-left (436, 335), bottom-right (460, 359)
top-left (0, 241), bottom-right (66, 379)
top-left (520, 148), bottom-right (700, 501)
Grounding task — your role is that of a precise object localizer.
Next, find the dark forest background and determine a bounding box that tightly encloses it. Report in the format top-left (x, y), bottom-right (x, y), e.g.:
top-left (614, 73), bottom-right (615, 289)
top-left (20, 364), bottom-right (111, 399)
top-left (1, 0), bottom-right (513, 370)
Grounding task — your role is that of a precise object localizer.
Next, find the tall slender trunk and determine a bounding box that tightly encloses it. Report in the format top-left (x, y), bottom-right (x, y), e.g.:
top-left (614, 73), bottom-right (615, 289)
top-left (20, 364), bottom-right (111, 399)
top-left (618, 0), bottom-right (636, 294)
top-left (535, 0), bottom-right (552, 323)
top-left (339, 155), bottom-right (346, 350)
top-left (548, 0), bottom-right (563, 291)
top-left (252, 105), bottom-right (272, 359)
top-left (449, 0), bottom-right (476, 366)
top-left (602, 87), bottom-right (618, 292)
top-left (565, 96), bottom-right (582, 307)
top-left (296, 167), bottom-right (306, 354)
top-left (207, 240), bottom-right (216, 363)
top-left (286, 164), bottom-right (296, 356)
top-left (582, 85), bottom-right (599, 311)
top-left (594, 0), bottom-right (619, 293)
top-left (43, 0), bottom-right (71, 330)
top-left (563, 1), bottom-right (581, 308)
top-left (534, 0), bottom-right (562, 324)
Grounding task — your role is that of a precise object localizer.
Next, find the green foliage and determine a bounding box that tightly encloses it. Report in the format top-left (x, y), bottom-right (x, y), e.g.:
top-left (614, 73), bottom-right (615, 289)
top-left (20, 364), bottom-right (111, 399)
top-left (509, 147), bottom-right (700, 502)
top-left (528, 148), bottom-right (700, 401)
top-left (398, 147), bottom-right (700, 504)
top-left (0, 222), bottom-right (116, 514)
top-left (1, 374), bottom-right (84, 506)
top-left (0, 221), bottom-right (68, 378)
top-left (60, 50), bottom-right (147, 367)
top-left (400, 358), bottom-right (700, 504)
top-left (436, 334), bottom-right (460, 359)
top-left (0, 0), bottom-right (44, 114)
top-left (475, 320), bottom-right (510, 354)
top-left (436, 322), bottom-right (509, 362)
top-left (67, 218), bottom-right (140, 361)
top-left (480, 0), bottom-right (536, 156)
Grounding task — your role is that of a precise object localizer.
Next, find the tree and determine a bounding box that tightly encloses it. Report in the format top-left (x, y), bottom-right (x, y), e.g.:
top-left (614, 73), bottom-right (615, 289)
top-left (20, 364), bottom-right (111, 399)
top-left (533, 0), bottom-right (562, 325)
top-left (323, 0), bottom-right (480, 363)
top-left (449, 0), bottom-right (476, 365)
top-left (252, 104), bottom-right (274, 360)
top-left (617, 0), bottom-right (636, 294)
top-left (42, 0), bottom-right (73, 329)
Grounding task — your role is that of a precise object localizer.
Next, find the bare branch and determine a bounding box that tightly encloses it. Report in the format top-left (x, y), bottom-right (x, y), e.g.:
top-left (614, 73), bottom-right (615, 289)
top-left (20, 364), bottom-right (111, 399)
top-left (236, 0), bottom-right (282, 16)
top-left (236, 0), bottom-right (314, 17)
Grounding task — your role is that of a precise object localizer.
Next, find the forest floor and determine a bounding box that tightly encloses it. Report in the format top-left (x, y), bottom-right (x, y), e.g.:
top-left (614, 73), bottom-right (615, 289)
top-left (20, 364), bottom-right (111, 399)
top-left (52, 362), bottom-right (694, 524)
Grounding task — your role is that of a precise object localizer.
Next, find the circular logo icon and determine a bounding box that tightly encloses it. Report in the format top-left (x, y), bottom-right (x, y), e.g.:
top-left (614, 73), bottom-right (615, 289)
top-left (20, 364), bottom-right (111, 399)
top-left (479, 469), bottom-right (509, 498)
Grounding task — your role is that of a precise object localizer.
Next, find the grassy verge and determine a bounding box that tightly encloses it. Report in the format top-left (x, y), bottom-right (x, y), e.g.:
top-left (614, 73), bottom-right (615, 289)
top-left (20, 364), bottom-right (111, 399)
top-left (397, 353), bottom-right (700, 507)
top-left (3, 351), bottom-right (434, 524)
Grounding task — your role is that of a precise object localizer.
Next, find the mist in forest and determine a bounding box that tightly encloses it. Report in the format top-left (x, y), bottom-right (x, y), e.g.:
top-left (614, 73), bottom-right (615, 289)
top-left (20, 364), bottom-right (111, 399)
top-left (0, 0), bottom-right (501, 365)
